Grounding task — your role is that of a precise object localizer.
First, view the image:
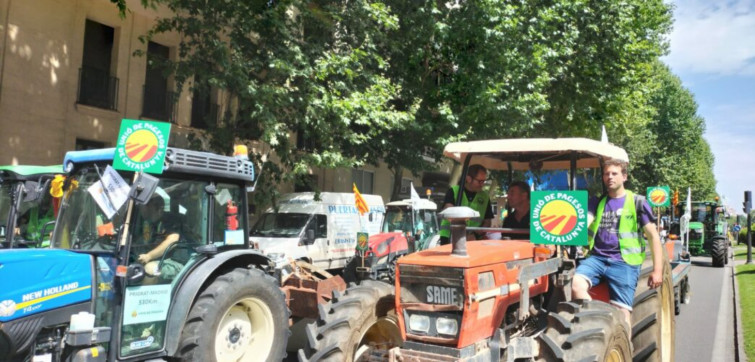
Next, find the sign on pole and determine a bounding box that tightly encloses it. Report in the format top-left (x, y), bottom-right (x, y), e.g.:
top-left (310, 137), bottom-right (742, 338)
top-left (530, 190), bottom-right (588, 246)
top-left (113, 119), bottom-right (171, 174)
top-left (646, 186), bottom-right (671, 208)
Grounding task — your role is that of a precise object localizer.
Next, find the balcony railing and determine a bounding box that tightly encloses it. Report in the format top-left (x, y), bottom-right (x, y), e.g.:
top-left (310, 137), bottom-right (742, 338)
top-left (141, 85), bottom-right (177, 123)
top-left (77, 66), bottom-right (118, 111)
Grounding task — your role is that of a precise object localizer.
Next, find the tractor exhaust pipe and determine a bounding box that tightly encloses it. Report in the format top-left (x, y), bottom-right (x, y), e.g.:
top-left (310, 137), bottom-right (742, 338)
top-left (440, 207), bottom-right (480, 257)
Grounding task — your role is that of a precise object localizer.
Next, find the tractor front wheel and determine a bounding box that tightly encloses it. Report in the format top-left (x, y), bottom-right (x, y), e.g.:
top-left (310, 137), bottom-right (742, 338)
top-left (176, 267), bottom-right (289, 362)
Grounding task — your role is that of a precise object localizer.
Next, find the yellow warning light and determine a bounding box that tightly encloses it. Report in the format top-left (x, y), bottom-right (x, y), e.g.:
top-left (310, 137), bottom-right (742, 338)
top-left (234, 144), bottom-right (249, 160)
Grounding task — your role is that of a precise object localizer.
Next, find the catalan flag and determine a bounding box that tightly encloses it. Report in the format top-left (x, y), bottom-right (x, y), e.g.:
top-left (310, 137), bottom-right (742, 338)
top-left (353, 183), bottom-right (369, 215)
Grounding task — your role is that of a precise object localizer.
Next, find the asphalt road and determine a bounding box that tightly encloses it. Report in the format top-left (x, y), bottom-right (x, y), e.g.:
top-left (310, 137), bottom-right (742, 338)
top-left (674, 254), bottom-right (736, 362)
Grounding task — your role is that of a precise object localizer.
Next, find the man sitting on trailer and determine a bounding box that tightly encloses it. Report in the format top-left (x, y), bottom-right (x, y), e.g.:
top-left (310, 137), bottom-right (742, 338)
top-left (571, 159), bottom-right (663, 330)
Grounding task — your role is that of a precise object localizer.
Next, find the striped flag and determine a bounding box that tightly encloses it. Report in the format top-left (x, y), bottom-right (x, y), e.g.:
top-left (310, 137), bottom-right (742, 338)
top-left (353, 183), bottom-right (369, 215)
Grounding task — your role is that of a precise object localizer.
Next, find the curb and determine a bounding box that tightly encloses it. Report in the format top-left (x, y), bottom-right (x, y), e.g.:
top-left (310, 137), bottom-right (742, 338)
top-left (733, 253), bottom-right (747, 362)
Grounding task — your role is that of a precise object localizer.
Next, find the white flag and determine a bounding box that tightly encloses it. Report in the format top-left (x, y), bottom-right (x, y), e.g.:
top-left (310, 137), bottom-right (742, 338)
top-left (680, 187), bottom-right (692, 252)
top-left (410, 182), bottom-right (421, 201)
top-left (601, 125), bottom-right (609, 143)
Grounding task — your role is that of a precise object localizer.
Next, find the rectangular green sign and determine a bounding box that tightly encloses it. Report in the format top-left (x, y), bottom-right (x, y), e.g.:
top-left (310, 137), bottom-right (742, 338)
top-left (646, 186), bottom-right (670, 207)
top-left (113, 119), bottom-right (171, 174)
top-left (530, 190), bottom-right (588, 246)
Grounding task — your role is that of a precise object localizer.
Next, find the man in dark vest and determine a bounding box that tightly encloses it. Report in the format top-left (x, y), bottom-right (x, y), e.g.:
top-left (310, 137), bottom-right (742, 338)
top-left (571, 159), bottom-right (663, 331)
top-left (439, 164), bottom-right (493, 245)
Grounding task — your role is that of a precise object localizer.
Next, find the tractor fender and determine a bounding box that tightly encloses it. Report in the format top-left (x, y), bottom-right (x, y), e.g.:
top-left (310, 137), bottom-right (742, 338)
top-left (163, 249), bottom-right (274, 355)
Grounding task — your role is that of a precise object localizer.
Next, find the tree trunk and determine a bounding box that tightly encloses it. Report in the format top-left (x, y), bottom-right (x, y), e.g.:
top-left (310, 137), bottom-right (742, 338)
top-left (390, 165), bottom-right (404, 202)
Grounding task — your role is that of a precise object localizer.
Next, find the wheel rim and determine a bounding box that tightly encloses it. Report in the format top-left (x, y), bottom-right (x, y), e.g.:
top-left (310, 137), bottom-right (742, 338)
top-left (215, 297), bottom-right (275, 362)
top-left (355, 316), bottom-right (402, 361)
top-left (606, 347), bottom-right (625, 362)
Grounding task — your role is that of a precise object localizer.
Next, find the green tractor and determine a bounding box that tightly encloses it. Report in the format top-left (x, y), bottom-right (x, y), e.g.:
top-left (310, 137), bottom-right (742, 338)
top-left (688, 200), bottom-right (729, 267)
top-left (0, 165), bottom-right (62, 248)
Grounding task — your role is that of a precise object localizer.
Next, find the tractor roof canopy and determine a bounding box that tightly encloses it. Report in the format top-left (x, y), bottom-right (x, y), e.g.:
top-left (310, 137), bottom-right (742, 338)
top-left (443, 138), bottom-right (629, 172)
top-left (0, 165), bottom-right (63, 181)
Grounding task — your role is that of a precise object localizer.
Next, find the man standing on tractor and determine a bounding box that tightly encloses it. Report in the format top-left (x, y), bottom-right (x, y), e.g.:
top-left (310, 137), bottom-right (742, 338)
top-left (571, 159), bottom-right (664, 329)
top-left (439, 164), bottom-right (493, 245)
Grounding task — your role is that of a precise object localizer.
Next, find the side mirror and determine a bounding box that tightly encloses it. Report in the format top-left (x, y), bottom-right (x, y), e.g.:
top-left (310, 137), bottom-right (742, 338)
top-left (130, 173), bottom-right (159, 205)
top-left (126, 263), bottom-right (145, 285)
top-left (22, 181), bottom-right (42, 202)
top-left (369, 213), bottom-right (374, 222)
top-left (302, 229), bottom-right (315, 245)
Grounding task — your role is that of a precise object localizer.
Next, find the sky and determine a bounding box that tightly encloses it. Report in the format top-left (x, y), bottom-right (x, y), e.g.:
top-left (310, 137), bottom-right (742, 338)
top-left (662, 0), bottom-right (755, 214)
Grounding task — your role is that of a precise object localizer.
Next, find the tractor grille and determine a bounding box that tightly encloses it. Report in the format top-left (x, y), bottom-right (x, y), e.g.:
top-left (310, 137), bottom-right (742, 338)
top-left (399, 265), bottom-right (464, 308)
top-left (163, 148), bottom-right (254, 182)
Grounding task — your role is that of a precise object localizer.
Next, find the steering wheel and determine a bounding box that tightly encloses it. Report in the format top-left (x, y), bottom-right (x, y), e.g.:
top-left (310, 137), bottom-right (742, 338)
top-left (74, 232), bottom-right (118, 251)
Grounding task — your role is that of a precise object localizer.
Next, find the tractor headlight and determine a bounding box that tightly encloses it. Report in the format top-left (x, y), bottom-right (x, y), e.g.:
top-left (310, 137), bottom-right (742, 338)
top-left (408, 314), bottom-right (430, 333)
top-left (436, 317), bottom-right (458, 336)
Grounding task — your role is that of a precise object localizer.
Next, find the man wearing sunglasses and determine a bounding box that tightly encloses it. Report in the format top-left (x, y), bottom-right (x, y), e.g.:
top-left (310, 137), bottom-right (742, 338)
top-left (439, 164), bottom-right (494, 245)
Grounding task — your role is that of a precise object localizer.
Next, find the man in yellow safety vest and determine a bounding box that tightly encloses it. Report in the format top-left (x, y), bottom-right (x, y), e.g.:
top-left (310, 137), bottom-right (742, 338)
top-left (439, 164), bottom-right (493, 245)
top-left (571, 159), bottom-right (663, 330)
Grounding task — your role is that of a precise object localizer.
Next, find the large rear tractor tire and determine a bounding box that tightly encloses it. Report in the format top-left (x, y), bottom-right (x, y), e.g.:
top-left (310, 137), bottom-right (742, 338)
top-left (632, 247), bottom-right (675, 362)
top-left (298, 280), bottom-right (401, 362)
top-left (711, 237), bottom-right (727, 267)
top-left (536, 300), bottom-right (631, 362)
top-left (176, 267), bottom-right (289, 362)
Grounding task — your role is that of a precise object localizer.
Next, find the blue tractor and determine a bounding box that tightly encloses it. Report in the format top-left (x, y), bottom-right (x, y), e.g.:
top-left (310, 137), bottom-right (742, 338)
top-left (0, 147), bottom-right (289, 361)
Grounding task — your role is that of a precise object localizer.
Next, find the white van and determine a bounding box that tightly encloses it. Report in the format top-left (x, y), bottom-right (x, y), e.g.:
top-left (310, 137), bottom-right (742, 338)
top-left (250, 192), bottom-right (385, 270)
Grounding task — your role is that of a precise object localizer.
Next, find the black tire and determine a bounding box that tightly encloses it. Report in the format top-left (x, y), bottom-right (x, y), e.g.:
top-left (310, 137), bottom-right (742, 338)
top-left (674, 286), bottom-right (680, 316)
top-left (298, 280), bottom-right (401, 362)
top-left (536, 300), bottom-right (632, 361)
top-left (632, 248), bottom-right (675, 362)
top-left (680, 278), bottom-right (691, 305)
top-left (711, 237), bottom-right (727, 267)
top-left (176, 267), bottom-right (289, 362)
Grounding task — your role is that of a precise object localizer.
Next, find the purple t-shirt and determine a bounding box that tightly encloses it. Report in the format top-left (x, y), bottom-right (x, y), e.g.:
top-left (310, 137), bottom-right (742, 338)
top-left (588, 194), bottom-right (656, 262)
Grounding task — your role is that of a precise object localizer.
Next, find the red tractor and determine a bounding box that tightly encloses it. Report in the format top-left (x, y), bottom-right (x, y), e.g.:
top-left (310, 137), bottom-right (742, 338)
top-left (299, 138), bottom-right (677, 362)
top-left (343, 198), bottom-right (440, 284)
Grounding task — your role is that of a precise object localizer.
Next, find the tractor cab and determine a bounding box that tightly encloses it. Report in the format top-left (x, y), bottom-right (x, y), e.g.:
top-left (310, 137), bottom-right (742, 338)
top-left (0, 165), bottom-right (62, 248)
top-left (381, 198), bottom-right (440, 251)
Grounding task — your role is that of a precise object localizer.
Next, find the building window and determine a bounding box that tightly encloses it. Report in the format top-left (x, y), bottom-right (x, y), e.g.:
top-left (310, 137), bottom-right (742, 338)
top-left (77, 20), bottom-right (118, 110)
top-left (190, 75), bottom-right (217, 129)
top-left (141, 42), bottom-right (175, 122)
top-left (75, 138), bottom-right (106, 150)
top-left (352, 169), bottom-right (374, 194)
top-left (294, 174), bottom-right (318, 192)
top-left (400, 178), bottom-right (413, 195)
